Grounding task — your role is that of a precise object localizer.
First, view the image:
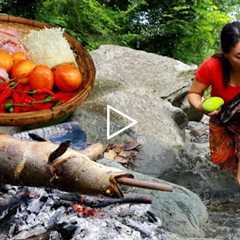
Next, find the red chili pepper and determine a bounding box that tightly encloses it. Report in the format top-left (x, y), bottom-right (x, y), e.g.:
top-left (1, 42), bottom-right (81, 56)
top-left (35, 88), bottom-right (54, 95)
top-left (30, 93), bottom-right (53, 111)
top-left (21, 88), bottom-right (54, 96)
top-left (0, 83), bottom-right (12, 112)
top-left (53, 91), bottom-right (77, 103)
top-left (0, 82), bottom-right (8, 91)
top-left (15, 83), bottom-right (31, 92)
top-left (12, 92), bottom-right (34, 113)
top-left (31, 93), bottom-right (48, 101)
top-left (0, 82), bottom-right (78, 113)
top-left (33, 102), bottom-right (53, 111)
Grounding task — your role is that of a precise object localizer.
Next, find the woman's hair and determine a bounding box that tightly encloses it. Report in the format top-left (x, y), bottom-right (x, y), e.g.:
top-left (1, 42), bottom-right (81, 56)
top-left (213, 21), bottom-right (240, 87)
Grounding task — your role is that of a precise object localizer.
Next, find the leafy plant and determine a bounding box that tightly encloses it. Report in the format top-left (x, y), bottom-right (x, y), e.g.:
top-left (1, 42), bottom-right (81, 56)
top-left (35, 0), bottom-right (145, 49)
top-left (174, 0), bottom-right (230, 63)
top-left (0, 0), bottom-right (238, 65)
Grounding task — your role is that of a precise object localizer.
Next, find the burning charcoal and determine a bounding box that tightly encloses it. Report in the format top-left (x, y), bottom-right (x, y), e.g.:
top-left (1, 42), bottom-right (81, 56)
top-left (0, 185), bottom-right (10, 193)
top-left (146, 211), bottom-right (158, 223)
top-left (51, 199), bottom-right (72, 209)
top-left (53, 192), bottom-right (151, 209)
top-left (79, 195), bottom-right (151, 208)
top-left (53, 192), bottom-right (81, 203)
top-left (52, 221), bottom-right (78, 240)
top-left (12, 225), bottom-right (46, 240)
top-left (75, 228), bottom-right (87, 238)
top-left (39, 196), bottom-right (48, 203)
top-left (49, 231), bottom-right (62, 240)
top-left (26, 213), bottom-right (37, 226)
top-left (25, 232), bottom-right (50, 240)
top-left (37, 211), bottom-right (53, 228)
top-left (124, 221), bottom-right (151, 238)
top-left (72, 204), bottom-right (98, 217)
top-left (8, 223), bottom-right (17, 237)
top-left (27, 199), bottom-right (45, 214)
top-left (0, 188), bottom-right (30, 222)
top-left (0, 233), bottom-right (8, 240)
top-left (47, 208), bottom-right (65, 229)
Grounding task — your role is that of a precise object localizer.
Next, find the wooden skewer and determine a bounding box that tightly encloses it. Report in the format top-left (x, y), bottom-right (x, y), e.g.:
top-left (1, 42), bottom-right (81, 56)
top-left (117, 177), bottom-right (173, 192)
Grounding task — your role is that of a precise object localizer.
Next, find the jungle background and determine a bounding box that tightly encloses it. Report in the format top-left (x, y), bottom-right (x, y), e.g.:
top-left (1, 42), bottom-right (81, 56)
top-left (0, 0), bottom-right (240, 64)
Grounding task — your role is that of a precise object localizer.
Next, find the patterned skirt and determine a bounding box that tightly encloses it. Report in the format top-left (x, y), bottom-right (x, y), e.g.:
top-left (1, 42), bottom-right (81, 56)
top-left (209, 116), bottom-right (240, 176)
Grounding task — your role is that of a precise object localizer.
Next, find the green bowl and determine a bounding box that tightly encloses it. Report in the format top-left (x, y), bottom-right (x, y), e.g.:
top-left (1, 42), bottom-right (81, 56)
top-left (202, 97), bottom-right (224, 112)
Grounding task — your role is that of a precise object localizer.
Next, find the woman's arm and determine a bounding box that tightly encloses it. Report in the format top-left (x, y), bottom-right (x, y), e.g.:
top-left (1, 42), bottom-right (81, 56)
top-left (187, 79), bottom-right (208, 112)
top-left (188, 79), bottom-right (220, 116)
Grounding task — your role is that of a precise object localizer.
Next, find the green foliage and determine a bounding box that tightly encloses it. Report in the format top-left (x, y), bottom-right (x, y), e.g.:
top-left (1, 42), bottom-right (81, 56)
top-left (174, 0), bottom-right (230, 64)
top-left (128, 0), bottom-right (232, 64)
top-left (0, 0), bottom-right (239, 65)
top-left (128, 1), bottom-right (198, 56)
top-left (35, 0), bottom-right (145, 49)
top-left (0, 0), bottom-right (39, 18)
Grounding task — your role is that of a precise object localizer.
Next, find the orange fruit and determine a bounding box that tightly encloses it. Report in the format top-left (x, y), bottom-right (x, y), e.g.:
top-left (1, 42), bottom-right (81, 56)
top-left (52, 63), bottom-right (82, 92)
top-left (12, 52), bottom-right (28, 65)
top-left (0, 49), bottom-right (13, 72)
top-left (29, 65), bottom-right (54, 90)
top-left (11, 60), bottom-right (35, 84)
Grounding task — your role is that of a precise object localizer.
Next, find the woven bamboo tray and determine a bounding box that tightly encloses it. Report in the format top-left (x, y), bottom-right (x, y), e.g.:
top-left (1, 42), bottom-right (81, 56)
top-left (0, 15), bottom-right (95, 126)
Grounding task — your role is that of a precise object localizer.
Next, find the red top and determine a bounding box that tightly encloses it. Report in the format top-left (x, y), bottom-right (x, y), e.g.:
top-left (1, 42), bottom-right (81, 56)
top-left (195, 57), bottom-right (240, 103)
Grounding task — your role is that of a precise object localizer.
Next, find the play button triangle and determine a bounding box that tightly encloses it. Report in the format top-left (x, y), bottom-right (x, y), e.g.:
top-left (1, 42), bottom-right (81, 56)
top-left (107, 105), bottom-right (138, 140)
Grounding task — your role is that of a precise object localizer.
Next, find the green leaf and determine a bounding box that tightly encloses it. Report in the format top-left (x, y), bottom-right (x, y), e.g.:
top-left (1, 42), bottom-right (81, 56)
top-left (4, 100), bottom-right (13, 113)
top-left (43, 96), bottom-right (52, 103)
top-left (28, 90), bottom-right (37, 95)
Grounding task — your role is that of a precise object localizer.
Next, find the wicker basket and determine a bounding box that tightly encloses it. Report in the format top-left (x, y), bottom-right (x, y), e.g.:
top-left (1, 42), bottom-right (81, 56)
top-left (0, 15), bottom-right (95, 126)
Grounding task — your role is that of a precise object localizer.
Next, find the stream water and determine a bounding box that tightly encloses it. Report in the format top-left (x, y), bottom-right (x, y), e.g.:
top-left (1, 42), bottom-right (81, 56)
top-left (204, 198), bottom-right (240, 239)
top-left (186, 116), bottom-right (240, 239)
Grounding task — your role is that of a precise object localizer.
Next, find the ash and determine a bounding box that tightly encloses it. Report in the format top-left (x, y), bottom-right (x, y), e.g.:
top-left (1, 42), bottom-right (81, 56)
top-left (0, 185), bottom-right (167, 240)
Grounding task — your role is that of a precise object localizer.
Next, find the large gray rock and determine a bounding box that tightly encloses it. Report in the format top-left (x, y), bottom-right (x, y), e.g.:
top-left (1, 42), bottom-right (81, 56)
top-left (99, 158), bottom-right (208, 238)
top-left (73, 86), bottom-right (185, 176)
top-left (73, 45), bottom-right (194, 176)
top-left (166, 232), bottom-right (222, 240)
top-left (91, 45), bottom-right (196, 100)
top-left (163, 116), bottom-right (240, 197)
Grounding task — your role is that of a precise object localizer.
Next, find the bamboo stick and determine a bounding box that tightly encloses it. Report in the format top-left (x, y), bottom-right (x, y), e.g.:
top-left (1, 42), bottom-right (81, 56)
top-left (116, 177), bottom-right (173, 192)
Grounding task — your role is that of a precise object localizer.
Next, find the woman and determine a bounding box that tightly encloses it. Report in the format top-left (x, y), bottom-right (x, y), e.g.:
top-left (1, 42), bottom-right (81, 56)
top-left (188, 21), bottom-right (240, 183)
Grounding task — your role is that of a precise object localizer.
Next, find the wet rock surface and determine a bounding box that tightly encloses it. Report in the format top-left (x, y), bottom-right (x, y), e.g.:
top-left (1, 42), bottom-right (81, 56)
top-left (167, 115), bottom-right (240, 240)
top-left (99, 159), bottom-right (208, 238)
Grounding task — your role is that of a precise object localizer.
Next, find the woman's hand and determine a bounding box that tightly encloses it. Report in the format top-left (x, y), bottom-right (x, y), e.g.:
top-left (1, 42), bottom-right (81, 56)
top-left (206, 109), bottom-right (221, 116)
top-left (197, 102), bottom-right (221, 116)
top-left (196, 102), bottom-right (221, 117)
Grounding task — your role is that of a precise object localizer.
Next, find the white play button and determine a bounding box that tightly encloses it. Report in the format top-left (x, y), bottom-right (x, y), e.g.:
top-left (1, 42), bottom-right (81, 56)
top-left (107, 105), bottom-right (138, 140)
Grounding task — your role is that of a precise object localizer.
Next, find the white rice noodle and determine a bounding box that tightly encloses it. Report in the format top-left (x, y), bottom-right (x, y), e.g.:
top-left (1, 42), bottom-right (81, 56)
top-left (23, 28), bottom-right (77, 68)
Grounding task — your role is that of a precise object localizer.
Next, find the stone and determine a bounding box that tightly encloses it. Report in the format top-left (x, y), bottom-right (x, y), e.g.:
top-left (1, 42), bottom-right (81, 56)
top-left (91, 45), bottom-right (196, 101)
top-left (73, 87), bottom-right (184, 177)
top-left (180, 96), bottom-right (203, 122)
top-left (99, 158), bottom-right (208, 238)
top-left (72, 45), bottom-right (196, 176)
